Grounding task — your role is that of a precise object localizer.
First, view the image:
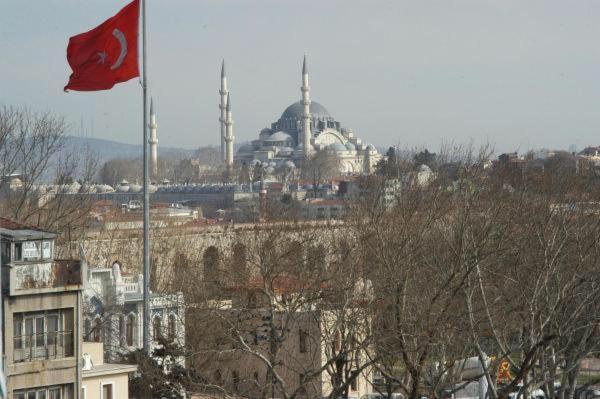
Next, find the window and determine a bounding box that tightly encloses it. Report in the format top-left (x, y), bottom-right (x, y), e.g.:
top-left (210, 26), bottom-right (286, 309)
top-left (14, 242), bottom-right (22, 261)
top-left (42, 241), bottom-right (52, 259)
top-left (299, 329), bottom-right (308, 353)
top-left (13, 309), bottom-right (74, 362)
top-left (168, 314), bottom-right (176, 340)
top-left (84, 318), bottom-right (91, 341)
top-left (92, 318), bottom-right (102, 342)
top-left (153, 316), bottom-right (162, 340)
top-left (101, 383), bottom-right (114, 399)
top-left (1, 241), bottom-right (10, 264)
top-left (126, 314), bottom-right (135, 346)
top-left (14, 385), bottom-right (64, 399)
top-left (22, 241), bottom-right (41, 261)
top-left (119, 315), bottom-right (125, 345)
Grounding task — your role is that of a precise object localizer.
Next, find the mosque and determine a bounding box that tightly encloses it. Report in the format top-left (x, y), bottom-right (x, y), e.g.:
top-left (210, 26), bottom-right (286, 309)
top-left (219, 56), bottom-right (382, 175)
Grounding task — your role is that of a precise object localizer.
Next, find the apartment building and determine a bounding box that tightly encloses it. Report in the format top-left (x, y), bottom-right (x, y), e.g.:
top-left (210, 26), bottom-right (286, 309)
top-left (1, 218), bottom-right (84, 398)
top-left (1, 219), bottom-right (137, 399)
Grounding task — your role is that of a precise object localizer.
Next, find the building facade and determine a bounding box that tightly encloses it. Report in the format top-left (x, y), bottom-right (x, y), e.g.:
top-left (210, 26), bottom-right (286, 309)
top-left (1, 218), bottom-right (84, 398)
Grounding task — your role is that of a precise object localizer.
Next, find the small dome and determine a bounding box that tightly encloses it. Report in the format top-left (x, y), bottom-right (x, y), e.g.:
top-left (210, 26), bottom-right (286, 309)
top-left (266, 131), bottom-right (292, 142)
top-left (238, 144), bottom-right (255, 153)
top-left (119, 179), bottom-right (130, 186)
top-left (329, 143), bottom-right (347, 152)
top-left (260, 127), bottom-right (272, 135)
top-left (345, 142), bottom-right (356, 150)
top-left (419, 164), bottom-right (432, 172)
top-left (284, 161), bottom-right (296, 169)
top-left (278, 146), bottom-right (294, 154)
top-left (366, 143), bottom-right (375, 150)
top-left (130, 184), bottom-right (142, 193)
top-left (116, 184), bottom-right (129, 193)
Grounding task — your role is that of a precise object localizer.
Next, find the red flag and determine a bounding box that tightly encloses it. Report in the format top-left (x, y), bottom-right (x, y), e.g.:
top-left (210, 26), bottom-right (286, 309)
top-left (64, 0), bottom-right (139, 92)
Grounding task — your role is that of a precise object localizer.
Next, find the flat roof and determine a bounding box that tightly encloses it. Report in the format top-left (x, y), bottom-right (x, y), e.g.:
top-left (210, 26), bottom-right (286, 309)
top-left (82, 363), bottom-right (138, 378)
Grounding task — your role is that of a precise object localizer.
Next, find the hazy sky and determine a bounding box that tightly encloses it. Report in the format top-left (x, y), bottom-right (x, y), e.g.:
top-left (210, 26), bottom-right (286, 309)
top-left (2, 0), bottom-right (600, 153)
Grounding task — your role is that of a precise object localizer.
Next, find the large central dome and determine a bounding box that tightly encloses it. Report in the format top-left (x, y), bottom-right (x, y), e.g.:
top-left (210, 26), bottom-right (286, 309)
top-left (281, 101), bottom-right (331, 120)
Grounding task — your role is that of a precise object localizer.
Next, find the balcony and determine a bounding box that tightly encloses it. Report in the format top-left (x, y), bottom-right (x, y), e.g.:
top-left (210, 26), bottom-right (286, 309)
top-left (13, 330), bottom-right (74, 362)
top-left (8, 259), bottom-right (84, 295)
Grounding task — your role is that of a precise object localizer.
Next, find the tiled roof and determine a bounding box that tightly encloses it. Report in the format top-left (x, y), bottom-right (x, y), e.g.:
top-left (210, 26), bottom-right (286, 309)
top-left (0, 217), bottom-right (45, 232)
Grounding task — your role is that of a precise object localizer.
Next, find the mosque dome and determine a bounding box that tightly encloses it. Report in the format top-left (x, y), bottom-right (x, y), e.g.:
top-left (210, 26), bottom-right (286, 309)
top-left (281, 101), bottom-right (331, 120)
top-left (266, 131), bottom-right (292, 142)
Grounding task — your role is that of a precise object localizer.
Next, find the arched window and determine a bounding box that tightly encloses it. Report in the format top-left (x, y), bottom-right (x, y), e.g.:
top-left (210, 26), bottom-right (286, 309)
top-left (203, 246), bottom-right (220, 283)
top-left (232, 243), bottom-right (247, 282)
top-left (126, 314), bottom-right (136, 346)
top-left (247, 292), bottom-right (257, 309)
top-left (168, 314), bottom-right (176, 340)
top-left (153, 316), bottom-right (162, 340)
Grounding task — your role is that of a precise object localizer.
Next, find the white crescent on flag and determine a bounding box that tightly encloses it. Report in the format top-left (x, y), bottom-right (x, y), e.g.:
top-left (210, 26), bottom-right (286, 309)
top-left (110, 28), bottom-right (127, 70)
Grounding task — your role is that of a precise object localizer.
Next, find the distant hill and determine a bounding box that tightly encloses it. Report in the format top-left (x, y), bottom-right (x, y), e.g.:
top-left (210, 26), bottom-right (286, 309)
top-left (62, 136), bottom-right (198, 164)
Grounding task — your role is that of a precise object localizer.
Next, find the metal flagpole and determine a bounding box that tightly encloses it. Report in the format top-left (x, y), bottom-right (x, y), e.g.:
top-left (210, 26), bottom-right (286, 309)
top-left (141, 0), bottom-right (151, 353)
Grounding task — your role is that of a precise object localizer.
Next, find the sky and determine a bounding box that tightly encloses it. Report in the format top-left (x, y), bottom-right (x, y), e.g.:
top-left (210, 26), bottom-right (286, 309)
top-left (2, 0), bottom-right (600, 154)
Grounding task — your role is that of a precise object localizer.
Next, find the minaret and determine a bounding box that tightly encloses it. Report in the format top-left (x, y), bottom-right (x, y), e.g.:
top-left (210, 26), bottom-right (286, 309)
top-left (219, 60), bottom-right (229, 162)
top-left (224, 93), bottom-right (234, 168)
top-left (149, 98), bottom-right (158, 177)
top-left (301, 55), bottom-right (312, 158)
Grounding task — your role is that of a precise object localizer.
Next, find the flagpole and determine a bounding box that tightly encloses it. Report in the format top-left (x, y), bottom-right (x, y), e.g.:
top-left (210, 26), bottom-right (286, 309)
top-left (141, 0), bottom-right (151, 353)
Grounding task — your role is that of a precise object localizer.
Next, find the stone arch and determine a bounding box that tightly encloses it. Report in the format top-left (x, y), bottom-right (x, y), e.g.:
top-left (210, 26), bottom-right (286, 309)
top-left (307, 244), bottom-right (327, 271)
top-left (231, 243), bottom-right (247, 283)
top-left (203, 246), bottom-right (220, 283)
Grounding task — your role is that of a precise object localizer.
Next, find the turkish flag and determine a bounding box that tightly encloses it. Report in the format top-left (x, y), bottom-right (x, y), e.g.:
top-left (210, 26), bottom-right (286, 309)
top-left (64, 0), bottom-right (139, 92)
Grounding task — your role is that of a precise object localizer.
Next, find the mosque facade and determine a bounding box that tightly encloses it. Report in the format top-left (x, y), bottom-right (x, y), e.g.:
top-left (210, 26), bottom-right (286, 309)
top-left (219, 56), bottom-right (382, 174)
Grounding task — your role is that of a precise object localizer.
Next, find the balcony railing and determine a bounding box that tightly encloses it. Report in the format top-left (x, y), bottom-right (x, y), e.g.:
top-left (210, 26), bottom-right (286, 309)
top-left (9, 260), bottom-right (83, 295)
top-left (13, 330), bottom-right (74, 362)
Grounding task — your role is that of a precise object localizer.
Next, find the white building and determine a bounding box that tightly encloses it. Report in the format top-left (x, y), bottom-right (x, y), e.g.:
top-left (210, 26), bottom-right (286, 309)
top-left (83, 261), bottom-right (185, 365)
